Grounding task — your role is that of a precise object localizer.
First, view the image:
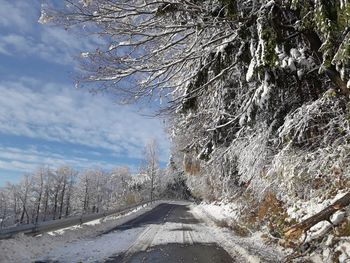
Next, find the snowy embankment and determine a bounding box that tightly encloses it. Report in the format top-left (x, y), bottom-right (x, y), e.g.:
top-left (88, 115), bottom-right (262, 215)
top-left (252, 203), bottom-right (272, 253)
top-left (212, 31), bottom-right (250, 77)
top-left (0, 200), bottom-right (183, 263)
top-left (189, 202), bottom-right (285, 263)
top-left (285, 190), bottom-right (350, 263)
top-left (192, 192), bottom-right (350, 263)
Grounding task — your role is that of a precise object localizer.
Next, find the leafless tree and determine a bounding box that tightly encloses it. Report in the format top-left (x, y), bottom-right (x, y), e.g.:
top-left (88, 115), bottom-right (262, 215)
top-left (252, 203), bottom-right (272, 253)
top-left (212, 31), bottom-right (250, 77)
top-left (42, 168), bottom-right (53, 221)
top-left (144, 139), bottom-right (159, 201)
top-left (18, 175), bottom-right (31, 224)
top-left (0, 191), bottom-right (8, 229)
top-left (32, 168), bottom-right (45, 223)
top-left (40, 0), bottom-right (238, 108)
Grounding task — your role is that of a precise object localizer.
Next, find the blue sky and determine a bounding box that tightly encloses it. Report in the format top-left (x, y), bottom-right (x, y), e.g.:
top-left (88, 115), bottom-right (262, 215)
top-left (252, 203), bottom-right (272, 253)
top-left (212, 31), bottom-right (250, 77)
top-left (0, 0), bottom-right (170, 186)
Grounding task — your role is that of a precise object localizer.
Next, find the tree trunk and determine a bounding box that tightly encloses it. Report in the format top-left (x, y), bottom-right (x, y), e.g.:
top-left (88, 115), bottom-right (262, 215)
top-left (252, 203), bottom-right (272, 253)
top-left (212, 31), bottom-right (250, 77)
top-left (83, 177), bottom-right (89, 214)
top-left (35, 193), bottom-right (42, 223)
top-left (35, 174), bottom-right (44, 223)
top-left (53, 189), bottom-right (59, 220)
top-left (58, 178), bottom-right (66, 219)
top-left (285, 192), bottom-right (350, 241)
top-left (65, 192), bottom-right (71, 217)
top-left (43, 187), bottom-right (49, 221)
top-left (19, 194), bottom-right (28, 224)
top-left (13, 192), bottom-right (18, 224)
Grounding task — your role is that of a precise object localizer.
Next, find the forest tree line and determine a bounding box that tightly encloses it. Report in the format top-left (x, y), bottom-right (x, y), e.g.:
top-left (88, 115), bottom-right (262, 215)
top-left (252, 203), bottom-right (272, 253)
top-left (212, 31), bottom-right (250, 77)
top-left (0, 166), bottom-right (145, 228)
top-left (0, 140), bottom-right (191, 229)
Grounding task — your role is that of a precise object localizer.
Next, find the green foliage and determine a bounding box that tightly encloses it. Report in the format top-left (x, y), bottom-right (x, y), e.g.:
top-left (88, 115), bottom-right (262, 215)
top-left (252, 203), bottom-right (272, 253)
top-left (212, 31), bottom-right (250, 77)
top-left (313, 1), bottom-right (350, 71)
top-left (346, 102), bottom-right (350, 122)
top-left (253, 14), bottom-right (279, 70)
top-left (314, 2), bottom-right (336, 68)
top-left (219, 0), bottom-right (237, 19)
top-left (284, 0), bottom-right (350, 73)
top-left (333, 32), bottom-right (350, 66)
top-left (337, 2), bottom-right (350, 29)
top-left (334, 2), bottom-right (350, 67)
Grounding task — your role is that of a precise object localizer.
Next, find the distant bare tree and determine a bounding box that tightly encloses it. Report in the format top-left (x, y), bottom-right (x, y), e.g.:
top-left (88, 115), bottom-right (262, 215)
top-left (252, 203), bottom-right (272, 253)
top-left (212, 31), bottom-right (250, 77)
top-left (18, 175), bottom-right (31, 224)
top-left (56, 166), bottom-right (77, 219)
top-left (144, 139), bottom-right (159, 201)
top-left (42, 168), bottom-right (53, 221)
top-left (0, 191), bottom-right (8, 229)
top-left (32, 168), bottom-right (45, 223)
top-left (64, 171), bottom-right (76, 217)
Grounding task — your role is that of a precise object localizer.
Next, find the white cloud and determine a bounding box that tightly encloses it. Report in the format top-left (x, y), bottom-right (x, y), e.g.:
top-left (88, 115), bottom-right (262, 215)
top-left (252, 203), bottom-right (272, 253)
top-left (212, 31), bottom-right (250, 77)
top-left (0, 0), bottom-right (36, 32)
top-left (0, 78), bottom-right (170, 163)
top-left (0, 0), bottom-right (103, 65)
top-left (0, 0), bottom-right (170, 177)
top-left (0, 34), bottom-right (36, 56)
top-left (0, 29), bottom-right (100, 65)
top-left (0, 146), bottom-right (121, 173)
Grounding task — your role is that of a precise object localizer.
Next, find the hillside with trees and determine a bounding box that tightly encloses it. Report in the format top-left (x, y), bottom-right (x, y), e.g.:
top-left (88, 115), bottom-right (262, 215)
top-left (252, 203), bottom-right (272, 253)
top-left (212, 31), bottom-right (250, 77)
top-left (38, 0), bottom-right (350, 261)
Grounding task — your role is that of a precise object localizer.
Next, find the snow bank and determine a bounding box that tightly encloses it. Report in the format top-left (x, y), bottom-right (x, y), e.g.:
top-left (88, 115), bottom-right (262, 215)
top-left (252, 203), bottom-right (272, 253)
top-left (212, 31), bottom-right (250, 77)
top-left (190, 202), bottom-right (285, 263)
top-left (285, 191), bottom-right (350, 263)
top-left (192, 202), bottom-right (241, 223)
top-left (287, 191), bottom-right (348, 237)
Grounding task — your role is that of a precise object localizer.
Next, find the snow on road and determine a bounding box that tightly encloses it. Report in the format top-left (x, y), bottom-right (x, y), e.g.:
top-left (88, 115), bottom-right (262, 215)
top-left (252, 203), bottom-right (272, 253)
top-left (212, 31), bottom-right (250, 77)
top-left (107, 202), bottom-right (283, 263)
top-left (124, 220), bottom-right (265, 262)
top-left (189, 203), bottom-right (285, 263)
top-left (38, 226), bottom-right (145, 262)
top-left (1, 201), bottom-right (284, 263)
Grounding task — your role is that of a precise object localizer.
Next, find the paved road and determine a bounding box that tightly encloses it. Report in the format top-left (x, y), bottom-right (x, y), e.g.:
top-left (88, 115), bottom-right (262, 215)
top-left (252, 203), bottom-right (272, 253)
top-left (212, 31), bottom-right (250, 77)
top-left (104, 203), bottom-right (235, 263)
top-left (34, 202), bottom-right (282, 262)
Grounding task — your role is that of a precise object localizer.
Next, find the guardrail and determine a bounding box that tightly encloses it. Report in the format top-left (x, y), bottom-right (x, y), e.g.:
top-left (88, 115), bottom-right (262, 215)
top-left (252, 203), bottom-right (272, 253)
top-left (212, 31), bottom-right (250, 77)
top-left (0, 199), bottom-right (158, 240)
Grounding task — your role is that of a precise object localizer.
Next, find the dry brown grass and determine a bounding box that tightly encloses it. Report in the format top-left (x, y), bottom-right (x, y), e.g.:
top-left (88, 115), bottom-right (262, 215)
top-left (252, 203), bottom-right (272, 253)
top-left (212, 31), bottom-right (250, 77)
top-left (335, 219), bottom-right (350, 237)
top-left (216, 219), bottom-right (250, 237)
top-left (257, 191), bottom-right (295, 239)
top-left (183, 155), bottom-right (201, 175)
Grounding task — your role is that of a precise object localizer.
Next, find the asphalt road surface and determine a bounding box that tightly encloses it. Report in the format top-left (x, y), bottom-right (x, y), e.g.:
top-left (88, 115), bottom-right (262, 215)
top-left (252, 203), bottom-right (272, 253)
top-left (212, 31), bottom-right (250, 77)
top-left (104, 203), bottom-right (235, 263)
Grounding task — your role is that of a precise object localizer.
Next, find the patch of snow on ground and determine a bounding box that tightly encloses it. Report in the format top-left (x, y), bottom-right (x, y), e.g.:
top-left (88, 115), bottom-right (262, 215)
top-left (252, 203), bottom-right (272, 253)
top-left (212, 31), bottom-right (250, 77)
top-left (285, 191), bottom-right (350, 263)
top-left (190, 202), bottom-right (285, 263)
top-left (193, 201), bottom-right (241, 222)
top-left (287, 191), bottom-right (348, 222)
top-left (38, 227), bottom-right (145, 263)
top-left (336, 240), bottom-right (350, 263)
top-left (286, 191), bottom-right (348, 240)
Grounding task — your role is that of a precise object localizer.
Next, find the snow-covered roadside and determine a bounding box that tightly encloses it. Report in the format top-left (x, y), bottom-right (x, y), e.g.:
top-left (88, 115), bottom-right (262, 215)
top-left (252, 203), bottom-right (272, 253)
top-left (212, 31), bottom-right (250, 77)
top-left (191, 192), bottom-right (350, 263)
top-left (37, 225), bottom-right (146, 262)
top-left (0, 200), bottom-right (186, 263)
top-left (192, 202), bottom-right (242, 223)
top-left (285, 191), bottom-right (350, 263)
top-left (286, 191), bottom-right (348, 236)
top-left (189, 202), bottom-right (285, 263)
top-left (1, 200), bottom-right (286, 262)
